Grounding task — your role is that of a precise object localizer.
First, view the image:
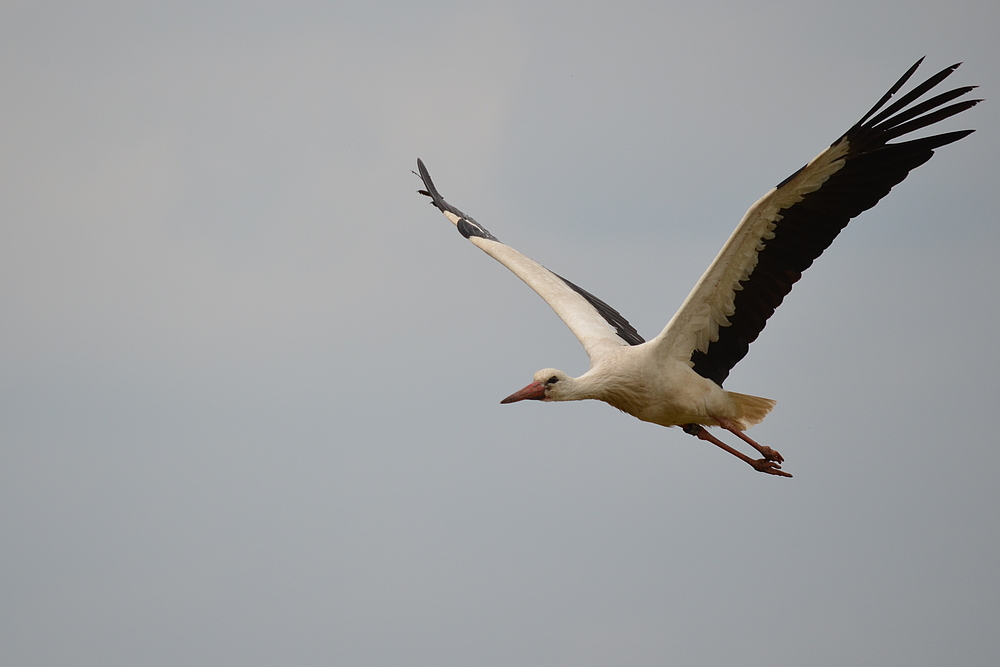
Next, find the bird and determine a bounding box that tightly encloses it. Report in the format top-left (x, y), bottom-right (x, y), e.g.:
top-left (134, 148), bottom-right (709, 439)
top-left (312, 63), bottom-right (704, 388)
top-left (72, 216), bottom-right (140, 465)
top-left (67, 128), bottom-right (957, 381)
top-left (415, 59), bottom-right (978, 477)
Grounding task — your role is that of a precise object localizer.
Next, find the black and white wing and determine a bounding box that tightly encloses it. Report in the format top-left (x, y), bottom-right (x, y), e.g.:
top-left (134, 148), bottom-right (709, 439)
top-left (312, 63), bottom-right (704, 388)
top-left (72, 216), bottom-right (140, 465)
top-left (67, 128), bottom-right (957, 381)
top-left (652, 59), bottom-right (979, 385)
top-left (415, 159), bottom-right (645, 361)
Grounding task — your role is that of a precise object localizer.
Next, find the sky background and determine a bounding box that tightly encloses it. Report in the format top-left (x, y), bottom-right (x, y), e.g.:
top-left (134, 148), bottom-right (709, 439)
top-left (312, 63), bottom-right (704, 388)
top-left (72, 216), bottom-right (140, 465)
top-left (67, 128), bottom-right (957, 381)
top-left (2, 1), bottom-right (998, 665)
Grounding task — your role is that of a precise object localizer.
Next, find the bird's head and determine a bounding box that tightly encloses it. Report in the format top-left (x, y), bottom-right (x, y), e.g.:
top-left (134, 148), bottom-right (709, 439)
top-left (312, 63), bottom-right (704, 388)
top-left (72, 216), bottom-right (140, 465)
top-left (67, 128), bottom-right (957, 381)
top-left (500, 369), bottom-right (574, 404)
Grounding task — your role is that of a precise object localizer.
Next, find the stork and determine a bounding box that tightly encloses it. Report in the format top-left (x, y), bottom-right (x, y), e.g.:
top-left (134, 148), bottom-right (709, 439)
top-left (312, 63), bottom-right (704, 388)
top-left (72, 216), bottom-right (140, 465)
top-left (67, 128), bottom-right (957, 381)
top-left (416, 59), bottom-right (978, 477)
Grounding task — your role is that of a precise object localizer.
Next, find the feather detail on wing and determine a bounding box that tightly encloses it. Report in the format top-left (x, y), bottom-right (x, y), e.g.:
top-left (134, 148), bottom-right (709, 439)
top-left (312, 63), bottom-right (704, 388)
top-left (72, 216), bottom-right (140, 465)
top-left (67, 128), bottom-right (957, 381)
top-left (416, 159), bottom-right (644, 361)
top-left (652, 59), bottom-right (979, 385)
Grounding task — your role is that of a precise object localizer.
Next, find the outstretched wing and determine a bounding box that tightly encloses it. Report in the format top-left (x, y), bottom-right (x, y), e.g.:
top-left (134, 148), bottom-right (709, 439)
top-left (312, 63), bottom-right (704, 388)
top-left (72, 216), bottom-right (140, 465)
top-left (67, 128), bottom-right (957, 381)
top-left (652, 59), bottom-right (979, 385)
top-left (416, 159), bottom-right (645, 362)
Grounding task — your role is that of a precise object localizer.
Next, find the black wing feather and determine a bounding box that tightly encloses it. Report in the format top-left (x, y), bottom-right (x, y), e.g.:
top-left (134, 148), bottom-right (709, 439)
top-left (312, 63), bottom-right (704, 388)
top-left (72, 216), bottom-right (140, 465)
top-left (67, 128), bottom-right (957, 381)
top-left (690, 60), bottom-right (978, 386)
top-left (416, 159), bottom-right (645, 347)
top-left (554, 274), bottom-right (645, 345)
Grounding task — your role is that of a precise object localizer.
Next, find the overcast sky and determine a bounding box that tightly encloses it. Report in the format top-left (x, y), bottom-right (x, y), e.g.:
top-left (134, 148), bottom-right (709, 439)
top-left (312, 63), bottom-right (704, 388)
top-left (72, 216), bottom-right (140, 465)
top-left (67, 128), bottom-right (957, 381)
top-left (2, 2), bottom-right (999, 666)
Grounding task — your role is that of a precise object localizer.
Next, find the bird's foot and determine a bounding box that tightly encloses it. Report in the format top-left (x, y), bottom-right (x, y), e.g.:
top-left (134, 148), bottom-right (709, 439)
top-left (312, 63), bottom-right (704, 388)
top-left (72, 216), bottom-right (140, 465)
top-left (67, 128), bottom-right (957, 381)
top-left (756, 445), bottom-right (784, 463)
top-left (751, 458), bottom-right (792, 478)
top-left (683, 423), bottom-right (792, 478)
top-left (713, 417), bottom-right (784, 462)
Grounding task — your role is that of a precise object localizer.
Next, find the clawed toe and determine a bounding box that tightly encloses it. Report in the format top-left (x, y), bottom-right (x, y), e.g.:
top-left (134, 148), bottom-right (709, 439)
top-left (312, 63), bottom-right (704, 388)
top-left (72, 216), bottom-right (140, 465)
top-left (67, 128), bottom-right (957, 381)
top-left (752, 459), bottom-right (792, 477)
top-left (713, 417), bottom-right (785, 464)
top-left (758, 446), bottom-right (784, 463)
top-left (683, 423), bottom-right (792, 478)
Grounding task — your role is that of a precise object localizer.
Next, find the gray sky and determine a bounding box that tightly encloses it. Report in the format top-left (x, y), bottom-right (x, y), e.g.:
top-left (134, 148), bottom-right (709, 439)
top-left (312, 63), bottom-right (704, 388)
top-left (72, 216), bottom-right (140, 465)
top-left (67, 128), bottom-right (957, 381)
top-left (2, 1), bottom-right (998, 665)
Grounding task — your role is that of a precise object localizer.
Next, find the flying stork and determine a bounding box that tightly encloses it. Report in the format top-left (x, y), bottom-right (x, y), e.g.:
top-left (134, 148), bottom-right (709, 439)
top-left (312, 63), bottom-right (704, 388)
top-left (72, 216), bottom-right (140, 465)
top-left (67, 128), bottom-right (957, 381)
top-left (415, 59), bottom-right (978, 477)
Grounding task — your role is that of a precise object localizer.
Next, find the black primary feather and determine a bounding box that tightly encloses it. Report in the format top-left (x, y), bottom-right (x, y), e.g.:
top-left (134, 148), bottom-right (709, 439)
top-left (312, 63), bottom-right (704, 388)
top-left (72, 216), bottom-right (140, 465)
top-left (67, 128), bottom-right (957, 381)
top-left (690, 60), bottom-right (979, 386)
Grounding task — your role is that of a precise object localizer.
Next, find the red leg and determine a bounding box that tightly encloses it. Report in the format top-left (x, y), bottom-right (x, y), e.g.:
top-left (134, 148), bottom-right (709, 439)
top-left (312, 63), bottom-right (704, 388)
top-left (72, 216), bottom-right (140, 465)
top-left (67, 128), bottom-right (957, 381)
top-left (713, 417), bottom-right (784, 463)
top-left (682, 424), bottom-right (792, 477)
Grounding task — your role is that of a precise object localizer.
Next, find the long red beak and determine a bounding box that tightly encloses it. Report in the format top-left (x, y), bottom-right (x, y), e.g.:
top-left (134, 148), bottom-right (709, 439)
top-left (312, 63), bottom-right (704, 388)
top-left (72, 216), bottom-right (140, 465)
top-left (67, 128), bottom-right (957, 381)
top-left (500, 381), bottom-right (546, 404)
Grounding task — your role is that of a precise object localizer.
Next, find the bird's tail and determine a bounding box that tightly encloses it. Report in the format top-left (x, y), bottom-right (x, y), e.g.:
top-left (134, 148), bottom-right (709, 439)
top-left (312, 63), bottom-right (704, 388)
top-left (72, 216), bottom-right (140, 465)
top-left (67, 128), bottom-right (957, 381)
top-left (727, 392), bottom-right (777, 430)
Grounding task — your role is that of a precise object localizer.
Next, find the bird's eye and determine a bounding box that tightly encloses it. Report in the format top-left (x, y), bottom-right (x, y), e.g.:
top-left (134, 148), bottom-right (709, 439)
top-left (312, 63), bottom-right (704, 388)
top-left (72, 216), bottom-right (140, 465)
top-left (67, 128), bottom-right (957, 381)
top-left (547, 375), bottom-right (559, 384)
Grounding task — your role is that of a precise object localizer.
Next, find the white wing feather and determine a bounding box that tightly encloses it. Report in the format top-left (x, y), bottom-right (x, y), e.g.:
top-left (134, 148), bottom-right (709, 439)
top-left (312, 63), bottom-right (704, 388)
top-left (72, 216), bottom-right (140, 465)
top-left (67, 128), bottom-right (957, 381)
top-left (651, 138), bottom-right (851, 362)
top-left (431, 195), bottom-right (632, 362)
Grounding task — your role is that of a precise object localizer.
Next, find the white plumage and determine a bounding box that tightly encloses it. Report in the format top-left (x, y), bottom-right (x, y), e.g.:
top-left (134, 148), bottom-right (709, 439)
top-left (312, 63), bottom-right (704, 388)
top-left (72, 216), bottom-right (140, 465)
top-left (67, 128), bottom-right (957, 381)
top-left (416, 59), bottom-right (978, 477)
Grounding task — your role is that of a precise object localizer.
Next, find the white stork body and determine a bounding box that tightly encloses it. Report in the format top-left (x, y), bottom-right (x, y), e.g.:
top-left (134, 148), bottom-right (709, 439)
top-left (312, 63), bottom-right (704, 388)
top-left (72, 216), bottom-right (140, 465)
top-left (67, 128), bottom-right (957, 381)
top-left (416, 59), bottom-right (978, 477)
